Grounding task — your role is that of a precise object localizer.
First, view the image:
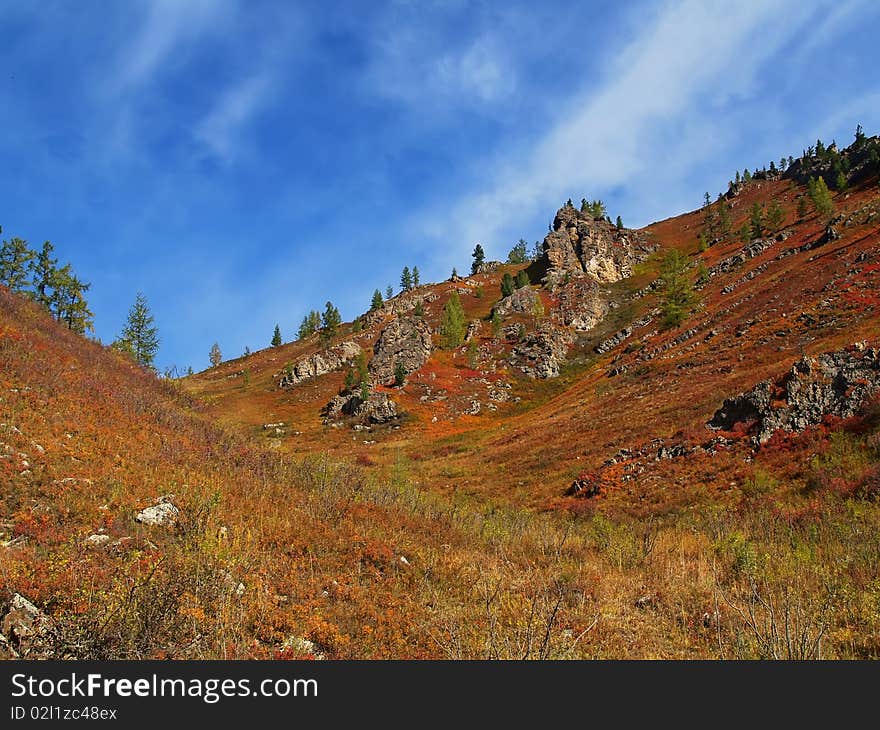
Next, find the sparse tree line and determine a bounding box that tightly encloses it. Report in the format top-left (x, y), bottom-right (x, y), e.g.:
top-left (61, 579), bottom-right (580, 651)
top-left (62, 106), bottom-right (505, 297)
top-left (0, 231), bottom-right (94, 335)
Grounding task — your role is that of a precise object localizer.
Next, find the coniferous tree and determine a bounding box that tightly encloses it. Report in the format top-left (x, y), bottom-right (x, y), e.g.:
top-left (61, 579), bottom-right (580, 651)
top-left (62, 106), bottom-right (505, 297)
top-left (514, 270), bottom-right (530, 289)
top-left (400, 266), bottom-right (413, 291)
top-left (471, 244), bottom-right (485, 274)
top-left (0, 237), bottom-right (35, 292)
top-left (297, 310), bottom-right (321, 339)
top-left (766, 200), bottom-right (784, 232)
top-left (500, 272), bottom-right (515, 298)
top-left (616, 215), bottom-right (623, 230)
top-left (412, 266), bottom-right (420, 287)
top-left (796, 195), bottom-right (809, 219)
top-left (385, 285), bottom-right (394, 300)
top-left (440, 290), bottom-right (466, 349)
top-left (749, 202), bottom-right (765, 239)
top-left (321, 301), bottom-right (341, 341)
top-left (272, 324), bottom-right (282, 347)
top-left (657, 250), bottom-right (697, 330)
top-left (507, 239), bottom-right (529, 264)
top-left (114, 292), bottom-right (159, 368)
top-left (31, 241), bottom-right (58, 308)
top-left (371, 289), bottom-right (383, 310)
top-left (717, 196), bottom-right (732, 239)
top-left (51, 264), bottom-right (94, 335)
top-left (807, 176), bottom-right (834, 218)
top-left (209, 342), bottom-right (222, 368)
top-left (451, 267), bottom-right (458, 279)
top-left (743, 169), bottom-right (752, 183)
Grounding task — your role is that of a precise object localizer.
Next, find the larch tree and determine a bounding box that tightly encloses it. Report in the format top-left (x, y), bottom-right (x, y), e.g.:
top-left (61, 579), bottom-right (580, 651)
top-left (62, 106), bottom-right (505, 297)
top-left (114, 292), bottom-right (159, 368)
top-left (272, 324), bottom-right (282, 347)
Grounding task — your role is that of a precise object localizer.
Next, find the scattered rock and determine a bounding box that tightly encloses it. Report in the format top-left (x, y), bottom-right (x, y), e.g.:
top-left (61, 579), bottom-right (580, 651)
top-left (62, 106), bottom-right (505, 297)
top-left (281, 636), bottom-right (326, 660)
top-left (1, 593), bottom-right (52, 657)
top-left (135, 495), bottom-right (179, 528)
top-left (84, 533), bottom-right (111, 547)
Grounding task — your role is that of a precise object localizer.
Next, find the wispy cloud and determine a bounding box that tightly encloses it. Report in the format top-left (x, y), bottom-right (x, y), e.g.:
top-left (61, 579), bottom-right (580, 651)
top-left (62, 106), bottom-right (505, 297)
top-left (195, 73), bottom-right (274, 162)
top-left (114, 0), bottom-right (233, 91)
top-left (412, 0), bottom-right (837, 265)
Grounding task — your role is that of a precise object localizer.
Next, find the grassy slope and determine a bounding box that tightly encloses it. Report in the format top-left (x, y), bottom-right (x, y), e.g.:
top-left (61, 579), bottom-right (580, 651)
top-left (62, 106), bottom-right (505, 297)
top-left (2, 173), bottom-right (880, 658)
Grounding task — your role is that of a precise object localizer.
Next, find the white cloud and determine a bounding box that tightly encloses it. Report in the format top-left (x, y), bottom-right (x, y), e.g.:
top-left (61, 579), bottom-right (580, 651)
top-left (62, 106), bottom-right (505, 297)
top-left (195, 73), bottom-right (274, 162)
top-left (115, 0), bottom-right (233, 91)
top-left (411, 0), bottom-right (837, 266)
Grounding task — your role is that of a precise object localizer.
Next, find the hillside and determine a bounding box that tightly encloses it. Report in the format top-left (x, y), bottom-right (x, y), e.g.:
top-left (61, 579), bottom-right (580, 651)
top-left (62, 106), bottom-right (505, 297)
top-left (3, 132), bottom-right (880, 659)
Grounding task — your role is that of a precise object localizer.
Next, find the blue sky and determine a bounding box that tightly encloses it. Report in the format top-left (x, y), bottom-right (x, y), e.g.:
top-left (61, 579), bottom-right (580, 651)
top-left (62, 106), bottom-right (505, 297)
top-left (1, 0), bottom-right (878, 372)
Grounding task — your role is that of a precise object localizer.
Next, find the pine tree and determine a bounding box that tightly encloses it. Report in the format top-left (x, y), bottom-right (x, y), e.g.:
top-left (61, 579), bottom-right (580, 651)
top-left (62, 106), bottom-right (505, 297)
top-left (796, 195), bottom-right (809, 219)
top-left (209, 342), bottom-right (222, 368)
top-left (31, 241), bottom-right (58, 308)
top-left (114, 292), bottom-right (159, 368)
top-left (507, 239), bottom-right (529, 264)
top-left (271, 324), bottom-right (282, 347)
top-left (51, 264), bottom-right (94, 335)
top-left (749, 202), bottom-right (765, 239)
top-left (500, 272), bottom-right (515, 298)
top-left (471, 244), bottom-right (485, 274)
top-left (0, 237), bottom-right (35, 291)
top-left (766, 200), bottom-right (784, 232)
top-left (514, 270), bottom-right (530, 289)
top-left (717, 197), bottom-right (732, 238)
top-left (321, 301), bottom-right (341, 341)
top-left (835, 170), bottom-right (848, 192)
top-left (412, 266), bottom-right (420, 287)
top-left (743, 169), bottom-right (752, 183)
top-left (385, 285), bottom-right (394, 300)
top-left (451, 268), bottom-right (458, 279)
top-left (807, 176), bottom-right (834, 218)
top-left (440, 291), bottom-right (466, 349)
top-left (400, 266), bottom-right (413, 291)
top-left (616, 215), bottom-right (623, 230)
top-left (657, 250), bottom-right (697, 330)
top-left (370, 289), bottom-right (383, 310)
top-left (393, 360), bottom-right (407, 387)
top-left (297, 310), bottom-right (321, 339)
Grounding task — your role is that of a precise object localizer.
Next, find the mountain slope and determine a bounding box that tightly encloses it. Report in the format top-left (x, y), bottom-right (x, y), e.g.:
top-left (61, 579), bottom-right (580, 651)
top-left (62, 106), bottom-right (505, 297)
top-left (3, 132), bottom-right (880, 659)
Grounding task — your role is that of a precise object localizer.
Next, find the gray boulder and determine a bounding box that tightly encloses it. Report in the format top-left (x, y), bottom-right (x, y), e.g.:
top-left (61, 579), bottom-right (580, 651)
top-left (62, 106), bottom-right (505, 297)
top-left (369, 317), bottom-right (432, 385)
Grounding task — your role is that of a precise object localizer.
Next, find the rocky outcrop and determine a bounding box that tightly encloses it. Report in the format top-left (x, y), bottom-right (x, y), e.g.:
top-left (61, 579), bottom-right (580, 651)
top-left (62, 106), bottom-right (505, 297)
top-left (537, 205), bottom-right (655, 287)
top-left (361, 291), bottom-right (439, 328)
top-left (510, 325), bottom-right (574, 379)
top-left (369, 317), bottom-right (432, 385)
top-left (323, 389), bottom-right (399, 425)
top-left (278, 341), bottom-right (361, 388)
top-left (553, 277), bottom-right (611, 331)
top-left (708, 343), bottom-right (880, 443)
top-left (492, 287), bottom-right (539, 317)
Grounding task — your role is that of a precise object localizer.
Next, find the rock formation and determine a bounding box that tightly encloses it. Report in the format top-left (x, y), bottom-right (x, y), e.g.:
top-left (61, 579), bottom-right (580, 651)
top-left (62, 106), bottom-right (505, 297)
top-left (278, 341), bottom-right (361, 388)
top-left (708, 343), bottom-right (880, 443)
top-left (535, 204), bottom-right (655, 287)
top-left (324, 389), bottom-right (399, 425)
top-left (369, 317), bottom-right (432, 385)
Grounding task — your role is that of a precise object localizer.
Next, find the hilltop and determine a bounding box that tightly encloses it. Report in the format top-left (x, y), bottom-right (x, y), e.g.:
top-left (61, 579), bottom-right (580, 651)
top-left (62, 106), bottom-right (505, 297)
top-left (2, 129), bottom-right (880, 659)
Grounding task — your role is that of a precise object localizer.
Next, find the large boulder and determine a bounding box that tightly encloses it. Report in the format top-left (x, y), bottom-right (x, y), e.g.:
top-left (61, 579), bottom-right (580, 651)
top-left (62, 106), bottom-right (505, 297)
top-left (278, 341), bottom-right (361, 388)
top-left (709, 344), bottom-right (880, 443)
top-left (135, 495), bottom-right (179, 528)
top-left (324, 389), bottom-right (399, 425)
top-left (369, 317), bottom-right (432, 385)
